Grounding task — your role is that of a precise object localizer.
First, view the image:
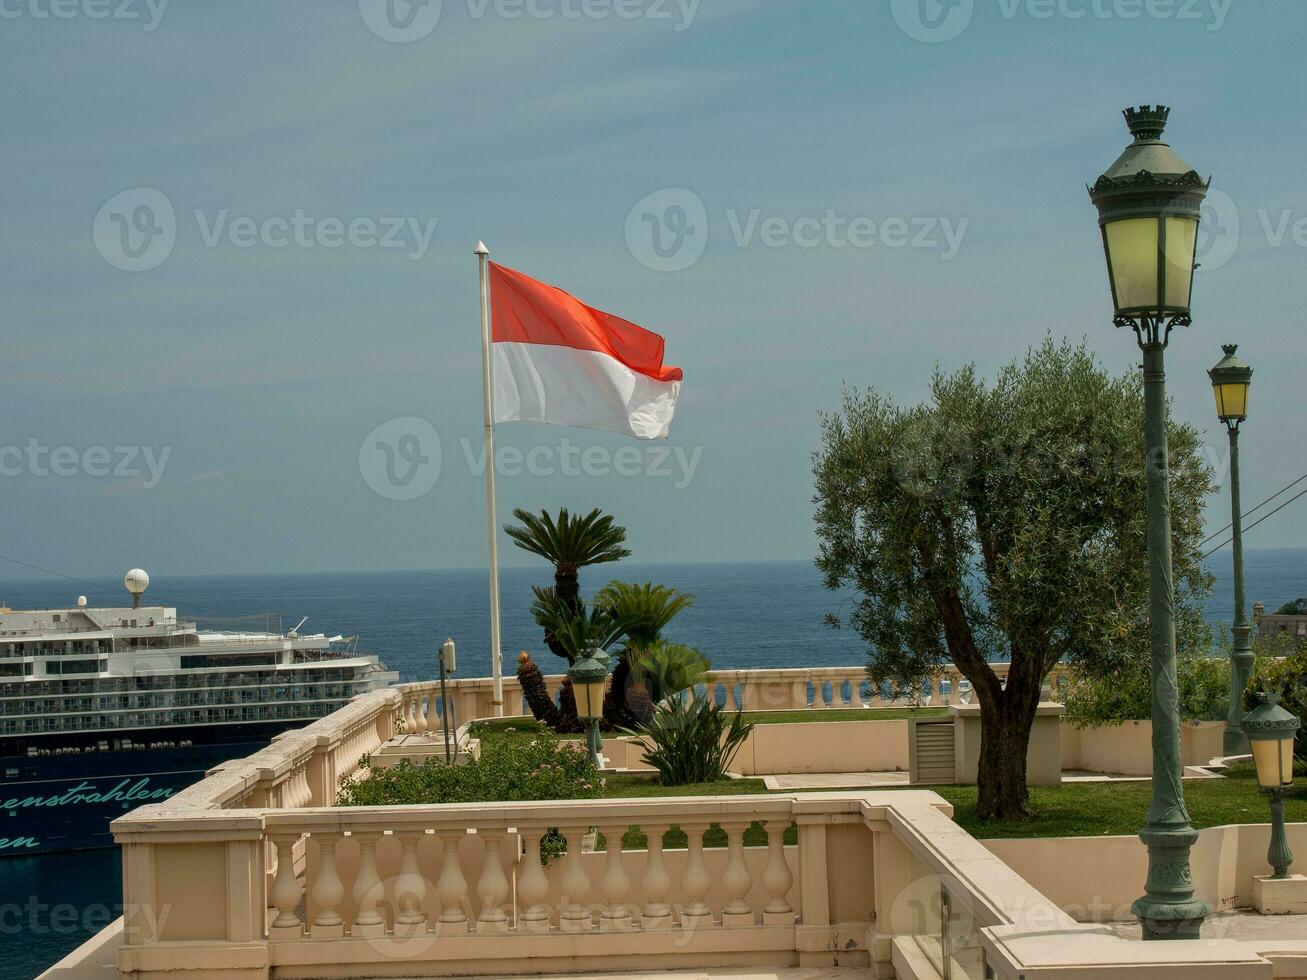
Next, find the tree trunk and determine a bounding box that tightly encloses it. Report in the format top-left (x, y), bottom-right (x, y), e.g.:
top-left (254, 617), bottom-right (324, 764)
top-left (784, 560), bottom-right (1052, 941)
top-left (555, 566), bottom-right (580, 610)
top-left (975, 683), bottom-right (1040, 821)
top-left (516, 652), bottom-right (561, 729)
top-left (543, 566), bottom-right (582, 662)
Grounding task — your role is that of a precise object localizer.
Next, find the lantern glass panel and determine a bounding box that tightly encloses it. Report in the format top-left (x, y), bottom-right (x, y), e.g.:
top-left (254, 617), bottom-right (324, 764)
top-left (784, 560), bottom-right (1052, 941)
top-left (1213, 381), bottom-right (1248, 421)
top-left (1163, 215), bottom-right (1199, 309)
top-left (576, 679), bottom-right (605, 720)
top-left (1105, 217), bottom-right (1161, 311)
top-left (1251, 736), bottom-right (1293, 789)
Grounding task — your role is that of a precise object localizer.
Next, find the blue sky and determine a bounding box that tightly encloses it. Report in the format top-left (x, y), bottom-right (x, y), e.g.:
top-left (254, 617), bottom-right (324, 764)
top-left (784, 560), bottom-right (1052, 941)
top-left (2, 0), bottom-right (1305, 578)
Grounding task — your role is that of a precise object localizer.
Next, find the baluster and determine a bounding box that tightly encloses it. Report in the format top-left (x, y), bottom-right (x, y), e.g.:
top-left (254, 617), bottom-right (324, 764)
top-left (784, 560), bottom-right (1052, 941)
top-left (351, 832), bottom-right (386, 937)
top-left (476, 830), bottom-right (510, 933)
top-left (559, 825), bottom-right (593, 932)
top-left (739, 676), bottom-right (758, 711)
top-left (720, 822), bottom-right (754, 927)
top-left (761, 820), bottom-right (795, 925)
top-left (788, 674), bottom-right (807, 711)
top-left (414, 692), bottom-right (429, 734)
top-left (680, 823), bottom-right (712, 931)
top-left (310, 833), bottom-right (346, 938)
top-left (517, 830), bottom-right (551, 933)
top-left (269, 834), bottom-right (304, 937)
top-left (599, 825), bottom-right (632, 931)
top-left (640, 827), bottom-right (673, 929)
top-left (435, 830), bottom-right (470, 934)
top-left (405, 695), bottom-right (417, 734)
top-left (394, 831), bottom-right (428, 936)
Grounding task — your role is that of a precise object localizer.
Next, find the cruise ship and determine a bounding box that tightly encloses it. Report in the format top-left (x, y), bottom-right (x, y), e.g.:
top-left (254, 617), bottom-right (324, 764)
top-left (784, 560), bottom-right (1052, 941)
top-left (0, 570), bottom-right (397, 855)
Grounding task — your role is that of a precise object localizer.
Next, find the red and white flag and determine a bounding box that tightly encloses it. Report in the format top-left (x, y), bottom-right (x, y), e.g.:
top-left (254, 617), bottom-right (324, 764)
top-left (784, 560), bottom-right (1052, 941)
top-left (488, 262), bottom-right (682, 440)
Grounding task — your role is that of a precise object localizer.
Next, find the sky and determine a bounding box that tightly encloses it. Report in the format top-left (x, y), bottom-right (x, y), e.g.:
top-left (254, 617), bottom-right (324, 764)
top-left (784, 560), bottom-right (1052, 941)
top-left (2, 0), bottom-right (1306, 580)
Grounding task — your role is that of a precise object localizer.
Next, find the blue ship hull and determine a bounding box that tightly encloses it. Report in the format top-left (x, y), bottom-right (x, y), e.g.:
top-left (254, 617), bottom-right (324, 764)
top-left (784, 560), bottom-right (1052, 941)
top-left (1, 721), bottom-right (297, 855)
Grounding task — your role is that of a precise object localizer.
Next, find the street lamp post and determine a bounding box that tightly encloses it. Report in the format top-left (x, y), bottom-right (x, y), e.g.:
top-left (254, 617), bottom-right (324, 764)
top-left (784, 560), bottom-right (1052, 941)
top-left (1243, 692), bottom-right (1300, 879)
top-left (1089, 104), bottom-right (1211, 941)
top-left (568, 645), bottom-right (611, 768)
top-left (1208, 345), bottom-right (1255, 755)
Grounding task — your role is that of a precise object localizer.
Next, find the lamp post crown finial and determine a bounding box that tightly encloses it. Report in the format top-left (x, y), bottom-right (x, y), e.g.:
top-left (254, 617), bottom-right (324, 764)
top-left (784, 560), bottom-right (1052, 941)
top-left (1222, 343), bottom-right (1239, 357)
top-left (1124, 105), bottom-right (1171, 142)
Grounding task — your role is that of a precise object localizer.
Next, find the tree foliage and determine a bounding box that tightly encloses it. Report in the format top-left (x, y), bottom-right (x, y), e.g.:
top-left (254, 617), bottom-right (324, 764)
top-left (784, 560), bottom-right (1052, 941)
top-left (1246, 633), bottom-right (1307, 762)
top-left (813, 337), bottom-right (1214, 820)
top-left (506, 506), bottom-right (631, 661)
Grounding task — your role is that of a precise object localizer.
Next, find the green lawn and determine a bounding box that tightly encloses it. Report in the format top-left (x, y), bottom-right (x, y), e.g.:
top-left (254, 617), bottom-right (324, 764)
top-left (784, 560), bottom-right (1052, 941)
top-left (930, 762), bottom-right (1307, 839)
top-left (470, 706), bottom-right (945, 739)
top-left (471, 719), bottom-right (1304, 844)
top-left (741, 707), bottom-right (948, 724)
top-left (468, 718), bottom-right (583, 739)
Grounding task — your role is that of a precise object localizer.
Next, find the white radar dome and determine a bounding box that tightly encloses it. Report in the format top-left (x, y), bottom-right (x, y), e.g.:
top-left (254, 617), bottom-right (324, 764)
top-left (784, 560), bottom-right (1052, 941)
top-left (124, 568), bottom-right (150, 595)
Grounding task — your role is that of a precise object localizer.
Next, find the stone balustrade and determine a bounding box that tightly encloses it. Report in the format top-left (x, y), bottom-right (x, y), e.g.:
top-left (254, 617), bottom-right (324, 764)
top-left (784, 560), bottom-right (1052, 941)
top-left (83, 663), bottom-right (1306, 980)
top-left (394, 662), bottom-right (1052, 732)
top-left (112, 784), bottom-right (970, 979)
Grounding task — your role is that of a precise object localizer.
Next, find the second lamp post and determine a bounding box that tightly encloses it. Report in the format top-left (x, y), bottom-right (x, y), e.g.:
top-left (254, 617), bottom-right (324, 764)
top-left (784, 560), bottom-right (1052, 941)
top-left (1209, 345), bottom-right (1255, 754)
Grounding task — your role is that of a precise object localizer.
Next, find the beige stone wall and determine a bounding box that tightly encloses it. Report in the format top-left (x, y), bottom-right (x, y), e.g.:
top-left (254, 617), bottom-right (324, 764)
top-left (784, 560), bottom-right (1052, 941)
top-left (730, 720), bottom-right (910, 775)
top-left (1060, 719), bottom-right (1227, 775)
top-left (983, 821), bottom-right (1307, 920)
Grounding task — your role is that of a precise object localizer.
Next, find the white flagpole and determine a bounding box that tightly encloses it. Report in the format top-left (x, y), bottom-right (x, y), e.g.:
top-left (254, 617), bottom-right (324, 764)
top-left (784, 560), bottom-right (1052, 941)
top-left (476, 241), bottom-right (504, 716)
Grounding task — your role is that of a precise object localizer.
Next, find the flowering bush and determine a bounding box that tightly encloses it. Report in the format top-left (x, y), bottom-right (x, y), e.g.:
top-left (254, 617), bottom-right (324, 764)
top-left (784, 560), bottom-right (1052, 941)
top-left (336, 731), bottom-right (603, 807)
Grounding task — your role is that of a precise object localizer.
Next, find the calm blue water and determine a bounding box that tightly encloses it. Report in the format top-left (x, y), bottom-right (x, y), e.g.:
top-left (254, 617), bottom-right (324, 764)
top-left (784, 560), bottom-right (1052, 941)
top-left (2, 551), bottom-right (1304, 978)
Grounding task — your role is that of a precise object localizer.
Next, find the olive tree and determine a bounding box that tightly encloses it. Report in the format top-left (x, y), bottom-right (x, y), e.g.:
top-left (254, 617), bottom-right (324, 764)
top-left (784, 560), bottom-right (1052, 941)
top-left (813, 338), bottom-right (1213, 821)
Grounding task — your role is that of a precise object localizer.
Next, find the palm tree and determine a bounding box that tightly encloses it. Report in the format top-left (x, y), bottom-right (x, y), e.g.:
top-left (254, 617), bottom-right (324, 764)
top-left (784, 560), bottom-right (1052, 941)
top-left (506, 507), bottom-right (631, 609)
top-left (594, 581), bottom-right (694, 660)
top-left (507, 507), bottom-right (631, 659)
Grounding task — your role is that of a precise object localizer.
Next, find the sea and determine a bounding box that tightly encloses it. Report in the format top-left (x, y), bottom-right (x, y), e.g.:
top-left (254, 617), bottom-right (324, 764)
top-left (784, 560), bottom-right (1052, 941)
top-left (3, 550), bottom-right (1304, 979)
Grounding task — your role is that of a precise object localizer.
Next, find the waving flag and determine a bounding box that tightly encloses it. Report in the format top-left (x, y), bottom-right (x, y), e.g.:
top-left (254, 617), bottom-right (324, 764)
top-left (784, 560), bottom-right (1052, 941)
top-left (487, 262), bottom-right (683, 440)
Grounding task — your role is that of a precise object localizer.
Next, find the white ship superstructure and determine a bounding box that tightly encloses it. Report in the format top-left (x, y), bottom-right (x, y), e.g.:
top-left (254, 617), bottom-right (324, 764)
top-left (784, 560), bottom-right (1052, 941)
top-left (0, 570), bottom-right (397, 854)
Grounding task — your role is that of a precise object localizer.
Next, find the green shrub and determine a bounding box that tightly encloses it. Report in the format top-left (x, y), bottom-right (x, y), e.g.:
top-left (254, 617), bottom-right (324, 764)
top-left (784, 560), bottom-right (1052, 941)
top-left (642, 642), bottom-right (711, 703)
top-left (1246, 642), bottom-right (1307, 762)
top-left (336, 732), bottom-right (603, 807)
top-left (1063, 648), bottom-right (1237, 727)
top-left (628, 696), bottom-right (753, 786)
top-left (1274, 598), bottom-right (1307, 615)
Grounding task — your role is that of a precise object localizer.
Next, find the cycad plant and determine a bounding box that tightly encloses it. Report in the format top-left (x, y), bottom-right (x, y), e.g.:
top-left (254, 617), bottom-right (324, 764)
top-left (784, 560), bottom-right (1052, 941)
top-left (506, 507), bottom-right (631, 661)
top-left (595, 581), bottom-right (694, 656)
top-left (531, 591), bottom-right (635, 662)
top-left (595, 581), bottom-right (695, 725)
top-left (627, 695), bottom-right (753, 786)
top-left (642, 642), bottom-right (711, 703)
